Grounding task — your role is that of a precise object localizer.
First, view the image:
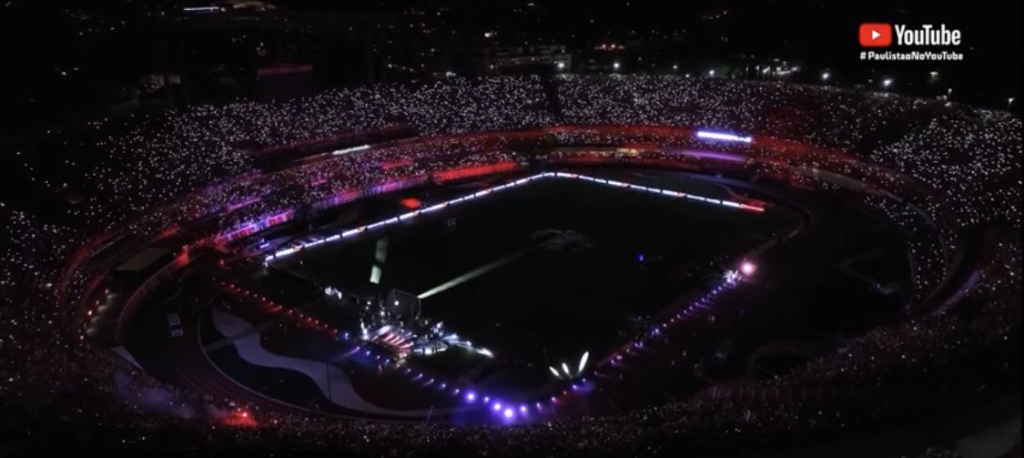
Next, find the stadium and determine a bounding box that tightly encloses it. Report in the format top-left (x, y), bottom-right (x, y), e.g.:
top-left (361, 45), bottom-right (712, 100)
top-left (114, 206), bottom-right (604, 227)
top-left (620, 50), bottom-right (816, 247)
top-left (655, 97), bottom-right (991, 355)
top-left (2, 75), bottom-right (1021, 455)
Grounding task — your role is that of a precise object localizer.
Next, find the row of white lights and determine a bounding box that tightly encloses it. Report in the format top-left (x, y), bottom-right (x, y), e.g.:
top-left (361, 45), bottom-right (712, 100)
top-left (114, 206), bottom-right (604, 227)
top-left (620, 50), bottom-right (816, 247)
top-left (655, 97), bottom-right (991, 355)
top-left (331, 144), bottom-right (371, 156)
top-left (696, 131), bottom-right (753, 143)
top-left (265, 171), bottom-right (764, 263)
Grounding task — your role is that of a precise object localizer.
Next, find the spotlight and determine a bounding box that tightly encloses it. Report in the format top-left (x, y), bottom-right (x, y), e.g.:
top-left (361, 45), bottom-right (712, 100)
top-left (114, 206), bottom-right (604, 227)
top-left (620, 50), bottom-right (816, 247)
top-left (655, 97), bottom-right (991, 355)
top-left (740, 261), bottom-right (757, 276)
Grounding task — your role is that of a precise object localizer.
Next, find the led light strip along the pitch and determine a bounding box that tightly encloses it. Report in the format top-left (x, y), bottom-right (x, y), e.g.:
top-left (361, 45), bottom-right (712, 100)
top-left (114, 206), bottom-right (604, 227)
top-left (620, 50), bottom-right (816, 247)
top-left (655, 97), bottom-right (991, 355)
top-left (266, 172), bottom-right (764, 262)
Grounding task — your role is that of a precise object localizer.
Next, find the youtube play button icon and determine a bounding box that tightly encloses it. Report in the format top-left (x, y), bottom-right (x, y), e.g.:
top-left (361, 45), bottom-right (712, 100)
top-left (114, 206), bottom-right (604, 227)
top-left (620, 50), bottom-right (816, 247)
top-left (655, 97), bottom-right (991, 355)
top-left (860, 23), bottom-right (893, 47)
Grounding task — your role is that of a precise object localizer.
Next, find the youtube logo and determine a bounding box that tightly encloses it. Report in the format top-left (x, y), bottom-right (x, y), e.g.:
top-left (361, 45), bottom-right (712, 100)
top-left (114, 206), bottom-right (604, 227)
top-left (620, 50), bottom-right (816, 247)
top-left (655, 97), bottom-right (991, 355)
top-left (859, 23), bottom-right (892, 47)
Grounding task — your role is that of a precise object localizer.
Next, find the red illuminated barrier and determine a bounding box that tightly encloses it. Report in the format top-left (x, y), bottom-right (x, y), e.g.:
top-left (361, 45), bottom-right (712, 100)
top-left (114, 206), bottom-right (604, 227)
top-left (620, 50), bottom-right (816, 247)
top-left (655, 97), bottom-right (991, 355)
top-left (552, 156), bottom-right (701, 171)
top-left (433, 162), bottom-right (522, 183)
top-left (555, 156), bottom-right (609, 165)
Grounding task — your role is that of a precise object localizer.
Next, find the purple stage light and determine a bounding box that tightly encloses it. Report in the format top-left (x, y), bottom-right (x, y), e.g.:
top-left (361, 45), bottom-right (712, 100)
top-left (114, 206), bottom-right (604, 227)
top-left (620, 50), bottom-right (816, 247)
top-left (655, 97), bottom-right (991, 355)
top-left (503, 408), bottom-right (514, 419)
top-left (492, 402), bottom-right (503, 412)
top-left (465, 392), bottom-right (476, 402)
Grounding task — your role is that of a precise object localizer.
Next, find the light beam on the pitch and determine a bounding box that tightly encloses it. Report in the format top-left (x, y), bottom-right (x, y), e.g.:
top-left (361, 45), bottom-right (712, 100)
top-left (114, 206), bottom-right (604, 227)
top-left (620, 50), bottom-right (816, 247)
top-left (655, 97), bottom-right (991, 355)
top-left (548, 366), bottom-right (562, 379)
top-left (416, 248), bottom-right (532, 300)
top-left (369, 238), bottom-right (389, 284)
top-left (577, 351), bottom-right (589, 375)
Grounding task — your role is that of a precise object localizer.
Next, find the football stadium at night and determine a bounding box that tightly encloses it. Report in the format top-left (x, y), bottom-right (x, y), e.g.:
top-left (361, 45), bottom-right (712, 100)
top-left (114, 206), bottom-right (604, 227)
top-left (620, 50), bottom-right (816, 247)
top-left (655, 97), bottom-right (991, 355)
top-left (0, 1), bottom-right (1020, 456)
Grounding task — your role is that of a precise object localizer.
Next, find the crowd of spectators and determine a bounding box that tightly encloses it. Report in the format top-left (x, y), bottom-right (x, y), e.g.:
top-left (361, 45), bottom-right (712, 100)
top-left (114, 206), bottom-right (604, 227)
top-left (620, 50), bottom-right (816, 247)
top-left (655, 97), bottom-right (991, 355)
top-left (0, 75), bottom-right (1019, 453)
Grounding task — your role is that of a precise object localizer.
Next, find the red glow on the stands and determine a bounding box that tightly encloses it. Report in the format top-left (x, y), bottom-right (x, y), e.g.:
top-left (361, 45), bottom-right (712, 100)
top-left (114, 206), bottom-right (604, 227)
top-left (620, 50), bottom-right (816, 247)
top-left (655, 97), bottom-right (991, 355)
top-left (382, 159), bottom-right (414, 170)
top-left (223, 409), bottom-right (257, 428)
top-left (433, 162), bottom-right (519, 183)
top-left (155, 224), bottom-right (180, 240)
